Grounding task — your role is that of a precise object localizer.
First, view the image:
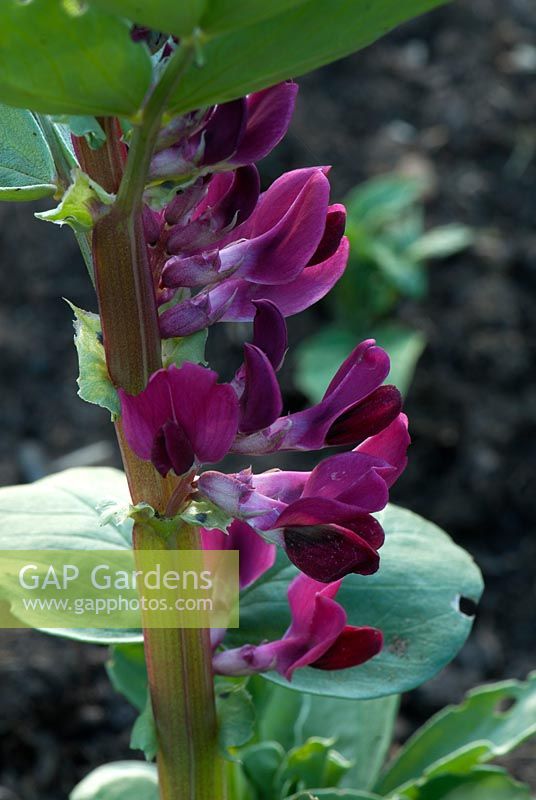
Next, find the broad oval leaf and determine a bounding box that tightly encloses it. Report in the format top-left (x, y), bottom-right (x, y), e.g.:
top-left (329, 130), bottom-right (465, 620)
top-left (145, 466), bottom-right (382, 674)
top-left (0, 105), bottom-right (56, 201)
top-left (0, 1), bottom-right (152, 116)
top-left (226, 505), bottom-right (483, 700)
top-left (375, 673), bottom-right (536, 795)
top-left (70, 761), bottom-right (158, 800)
top-left (169, 0), bottom-right (448, 115)
top-left (88, 0), bottom-right (206, 38)
top-left (0, 467), bottom-right (142, 644)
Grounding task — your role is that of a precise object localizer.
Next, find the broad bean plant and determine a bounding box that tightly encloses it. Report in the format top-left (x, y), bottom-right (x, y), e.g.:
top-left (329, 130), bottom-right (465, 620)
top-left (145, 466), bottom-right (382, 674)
top-left (0, 2), bottom-right (533, 800)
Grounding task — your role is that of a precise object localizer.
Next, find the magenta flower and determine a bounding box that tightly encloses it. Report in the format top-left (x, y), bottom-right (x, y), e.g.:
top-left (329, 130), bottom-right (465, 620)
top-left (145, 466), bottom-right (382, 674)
top-left (197, 414), bottom-right (410, 582)
top-left (213, 572), bottom-right (382, 679)
top-left (201, 519), bottom-right (276, 590)
top-left (118, 363), bottom-right (239, 477)
top-left (157, 168), bottom-right (348, 337)
top-left (232, 338), bottom-right (402, 455)
top-left (150, 82), bottom-right (298, 182)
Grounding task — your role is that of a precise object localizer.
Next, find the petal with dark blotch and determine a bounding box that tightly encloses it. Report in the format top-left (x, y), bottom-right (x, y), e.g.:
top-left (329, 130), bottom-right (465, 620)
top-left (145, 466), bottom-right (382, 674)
top-left (118, 370), bottom-right (175, 461)
top-left (326, 385), bottom-right (402, 446)
top-left (151, 420), bottom-right (195, 477)
top-left (252, 299), bottom-right (288, 370)
top-left (231, 81), bottom-right (298, 165)
top-left (240, 344), bottom-right (283, 434)
top-left (283, 523), bottom-right (380, 583)
top-left (167, 363), bottom-right (239, 463)
top-left (308, 204), bottom-right (346, 265)
top-left (312, 626), bottom-right (383, 670)
top-left (202, 98), bottom-right (247, 165)
top-left (195, 166), bottom-right (260, 231)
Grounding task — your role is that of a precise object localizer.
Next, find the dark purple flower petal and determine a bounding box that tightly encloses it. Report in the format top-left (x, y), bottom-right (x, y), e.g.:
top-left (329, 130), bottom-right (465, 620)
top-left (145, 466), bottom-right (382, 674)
top-left (312, 625), bottom-right (383, 670)
top-left (142, 205), bottom-right (162, 245)
top-left (151, 420), bottom-right (195, 477)
top-left (326, 385), bottom-right (403, 446)
top-left (251, 300), bottom-right (288, 370)
top-left (283, 523), bottom-right (381, 583)
top-left (193, 166), bottom-right (260, 231)
top-left (202, 98), bottom-right (247, 165)
top-left (308, 204), bottom-right (346, 265)
top-left (230, 82), bottom-right (298, 165)
top-left (164, 179), bottom-right (208, 226)
top-left (239, 344), bottom-right (283, 434)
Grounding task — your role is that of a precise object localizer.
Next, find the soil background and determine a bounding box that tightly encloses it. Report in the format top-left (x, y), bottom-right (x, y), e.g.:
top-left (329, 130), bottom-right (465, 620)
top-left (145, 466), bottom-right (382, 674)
top-left (0, 0), bottom-right (535, 796)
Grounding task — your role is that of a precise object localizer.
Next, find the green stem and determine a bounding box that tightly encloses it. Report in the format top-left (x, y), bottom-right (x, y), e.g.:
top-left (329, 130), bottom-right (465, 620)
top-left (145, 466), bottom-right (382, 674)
top-left (74, 40), bottom-right (225, 800)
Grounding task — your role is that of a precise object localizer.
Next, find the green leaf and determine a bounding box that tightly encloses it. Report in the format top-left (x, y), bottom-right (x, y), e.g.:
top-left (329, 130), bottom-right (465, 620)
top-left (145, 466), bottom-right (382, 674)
top-left (295, 327), bottom-right (357, 404)
top-left (67, 302), bottom-right (120, 417)
top-left (88, 0), bottom-right (207, 38)
top-left (242, 742), bottom-right (286, 800)
top-left (179, 498), bottom-right (233, 534)
top-left (70, 761), bottom-right (158, 800)
top-left (408, 225), bottom-right (474, 261)
top-left (0, 105), bottom-right (56, 201)
top-left (279, 738), bottom-right (352, 795)
top-left (36, 169), bottom-right (115, 231)
top-left (201, 1), bottom-right (309, 34)
top-left (404, 767), bottom-right (532, 800)
top-left (226, 505), bottom-right (483, 700)
top-left (53, 116), bottom-right (106, 150)
top-left (162, 329), bottom-right (208, 368)
top-left (217, 683), bottom-right (256, 757)
top-left (249, 678), bottom-right (398, 791)
top-left (107, 644), bottom-right (147, 712)
top-left (369, 324), bottom-right (426, 397)
top-left (375, 673), bottom-right (536, 795)
top-left (0, 1), bottom-right (152, 116)
top-left (130, 694), bottom-right (158, 761)
top-left (345, 176), bottom-right (425, 230)
top-left (285, 791), bottom-right (382, 799)
top-left (169, 0), bottom-right (447, 114)
top-left (0, 467), bottom-right (142, 644)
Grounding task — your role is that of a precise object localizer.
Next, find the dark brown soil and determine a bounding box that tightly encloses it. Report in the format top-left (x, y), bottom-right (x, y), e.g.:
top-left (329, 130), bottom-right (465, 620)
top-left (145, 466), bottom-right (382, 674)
top-left (1, 0), bottom-right (535, 796)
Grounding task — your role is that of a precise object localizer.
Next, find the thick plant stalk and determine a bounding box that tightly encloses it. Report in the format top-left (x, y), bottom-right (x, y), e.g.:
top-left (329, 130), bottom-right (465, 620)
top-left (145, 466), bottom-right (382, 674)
top-left (74, 45), bottom-right (227, 800)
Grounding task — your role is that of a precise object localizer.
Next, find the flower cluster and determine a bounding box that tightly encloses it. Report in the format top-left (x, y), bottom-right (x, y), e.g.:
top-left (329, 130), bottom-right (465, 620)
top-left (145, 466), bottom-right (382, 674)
top-left (120, 81), bottom-right (410, 680)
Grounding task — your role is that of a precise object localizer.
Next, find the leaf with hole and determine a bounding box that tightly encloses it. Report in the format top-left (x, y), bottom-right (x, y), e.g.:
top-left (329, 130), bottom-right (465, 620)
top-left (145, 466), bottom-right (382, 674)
top-left (0, 104), bottom-right (56, 201)
top-left (375, 672), bottom-right (536, 795)
top-left (0, 1), bottom-right (152, 116)
top-left (225, 505), bottom-right (483, 700)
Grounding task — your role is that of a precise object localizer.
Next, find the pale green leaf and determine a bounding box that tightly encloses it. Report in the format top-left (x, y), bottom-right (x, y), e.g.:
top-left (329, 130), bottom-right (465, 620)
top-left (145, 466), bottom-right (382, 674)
top-left (36, 170), bottom-right (115, 231)
top-left (130, 694), bottom-right (158, 761)
top-left (67, 302), bottom-right (120, 416)
top-left (217, 684), bottom-right (256, 757)
top-left (0, 467), bottom-right (141, 644)
top-left (162, 329), bottom-right (208, 368)
top-left (107, 644), bottom-right (147, 712)
top-left (0, 105), bottom-right (56, 201)
top-left (70, 761), bottom-right (158, 800)
top-left (408, 225), bottom-right (474, 261)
